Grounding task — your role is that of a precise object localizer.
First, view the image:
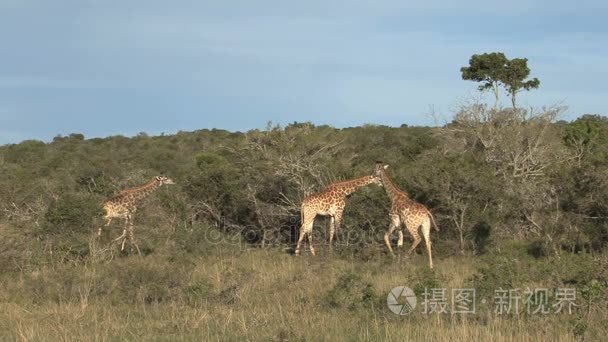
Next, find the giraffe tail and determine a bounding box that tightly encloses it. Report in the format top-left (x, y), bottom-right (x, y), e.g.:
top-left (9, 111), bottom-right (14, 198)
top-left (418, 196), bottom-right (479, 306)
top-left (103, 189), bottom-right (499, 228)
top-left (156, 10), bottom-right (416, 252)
top-left (428, 211), bottom-right (439, 232)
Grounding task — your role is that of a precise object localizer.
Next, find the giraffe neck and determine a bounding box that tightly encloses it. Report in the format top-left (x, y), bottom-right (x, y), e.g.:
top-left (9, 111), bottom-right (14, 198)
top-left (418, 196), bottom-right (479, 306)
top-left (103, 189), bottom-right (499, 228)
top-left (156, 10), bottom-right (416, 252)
top-left (329, 175), bottom-right (376, 197)
top-left (123, 178), bottom-right (162, 202)
top-left (378, 169), bottom-right (407, 201)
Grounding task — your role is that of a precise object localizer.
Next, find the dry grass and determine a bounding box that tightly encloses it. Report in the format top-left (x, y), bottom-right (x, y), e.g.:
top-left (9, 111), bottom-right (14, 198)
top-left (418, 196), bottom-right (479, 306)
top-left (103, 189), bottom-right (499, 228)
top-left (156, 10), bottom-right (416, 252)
top-left (0, 244), bottom-right (605, 341)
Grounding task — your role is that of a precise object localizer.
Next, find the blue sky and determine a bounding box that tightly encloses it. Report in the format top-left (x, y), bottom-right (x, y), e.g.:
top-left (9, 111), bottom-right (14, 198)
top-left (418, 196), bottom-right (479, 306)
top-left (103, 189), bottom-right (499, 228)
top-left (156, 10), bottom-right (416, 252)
top-left (1, 0), bottom-right (606, 144)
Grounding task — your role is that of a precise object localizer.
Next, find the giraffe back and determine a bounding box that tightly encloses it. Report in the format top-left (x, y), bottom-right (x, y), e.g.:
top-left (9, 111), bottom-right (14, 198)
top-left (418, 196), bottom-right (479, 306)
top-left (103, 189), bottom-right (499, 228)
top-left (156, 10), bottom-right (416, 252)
top-left (103, 193), bottom-right (137, 218)
top-left (302, 189), bottom-right (345, 216)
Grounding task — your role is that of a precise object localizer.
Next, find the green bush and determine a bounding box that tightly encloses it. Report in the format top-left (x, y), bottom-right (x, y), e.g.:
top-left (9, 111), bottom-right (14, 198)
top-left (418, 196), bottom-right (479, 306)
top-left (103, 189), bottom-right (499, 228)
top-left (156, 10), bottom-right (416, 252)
top-left (324, 272), bottom-right (379, 310)
top-left (43, 193), bottom-right (102, 235)
top-left (527, 239), bottom-right (551, 258)
top-left (412, 268), bottom-right (446, 295)
top-left (471, 222), bottom-right (492, 254)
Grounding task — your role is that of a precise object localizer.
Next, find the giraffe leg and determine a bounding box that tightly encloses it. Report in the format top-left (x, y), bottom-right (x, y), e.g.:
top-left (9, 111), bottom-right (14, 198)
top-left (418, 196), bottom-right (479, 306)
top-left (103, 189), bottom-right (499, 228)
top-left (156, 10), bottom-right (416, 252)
top-left (116, 216), bottom-right (130, 251)
top-left (384, 215), bottom-right (400, 256)
top-left (113, 227), bottom-right (127, 242)
top-left (406, 220), bottom-right (422, 255)
top-left (121, 235), bottom-right (128, 251)
top-left (332, 210), bottom-right (344, 250)
top-left (397, 230), bottom-right (404, 248)
top-left (296, 213), bottom-right (314, 256)
top-left (328, 216), bottom-right (335, 252)
top-left (99, 217), bottom-right (112, 237)
top-left (307, 230), bottom-right (315, 256)
top-left (295, 230), bottom-right (306, 256)
top-left (421, 217), bottom-right (433, 269)
top-left (407, 237), bottom-right (422, 255)
top-left (128, 224), bottom-right (142, 256)
top-left (113, 218), bottom-right (127, 243)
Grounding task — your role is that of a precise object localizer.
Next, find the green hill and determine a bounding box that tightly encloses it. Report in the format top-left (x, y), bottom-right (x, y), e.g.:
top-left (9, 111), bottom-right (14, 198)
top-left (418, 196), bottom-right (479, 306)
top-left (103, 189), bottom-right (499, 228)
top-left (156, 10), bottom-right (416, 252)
top-left (0, 109), bottom-right (607, 340)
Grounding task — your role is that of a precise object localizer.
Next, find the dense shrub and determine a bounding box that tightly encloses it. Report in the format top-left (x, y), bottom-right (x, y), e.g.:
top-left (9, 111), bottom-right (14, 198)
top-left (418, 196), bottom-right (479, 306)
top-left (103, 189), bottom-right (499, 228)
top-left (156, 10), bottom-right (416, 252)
top-left (324, 272), bottom-right (379, 310)
top-left (0, 113), bottom-right (607, 262)
top-left (43, 193), bottom-right (102, 235)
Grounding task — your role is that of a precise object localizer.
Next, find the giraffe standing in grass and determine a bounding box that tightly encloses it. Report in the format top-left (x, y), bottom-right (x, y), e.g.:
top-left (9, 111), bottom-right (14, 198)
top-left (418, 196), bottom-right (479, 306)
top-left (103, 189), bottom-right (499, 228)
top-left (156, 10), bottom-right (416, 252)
top-left (374, 162), bottom-right (439, 268)
top-left (99, 175), bottom-right (175, 254)
top-left (295, 173), bottom-right (382, 256)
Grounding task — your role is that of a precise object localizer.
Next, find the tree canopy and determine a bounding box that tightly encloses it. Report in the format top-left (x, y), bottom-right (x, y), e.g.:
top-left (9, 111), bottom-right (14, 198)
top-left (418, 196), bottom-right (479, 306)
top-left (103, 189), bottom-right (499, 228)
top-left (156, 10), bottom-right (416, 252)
top-left (461, 52), bottom-right (540, 108)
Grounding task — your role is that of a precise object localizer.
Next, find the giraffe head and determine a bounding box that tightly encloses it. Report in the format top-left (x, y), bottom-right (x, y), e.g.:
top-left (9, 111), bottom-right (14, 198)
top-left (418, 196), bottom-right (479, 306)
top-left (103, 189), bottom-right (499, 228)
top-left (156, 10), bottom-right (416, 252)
top-left (374, 161), bottom-right (389, 177)
top-left (156, 175), bottom-right (176, 185)
top-left (370, 172), bottom-right (383, 186)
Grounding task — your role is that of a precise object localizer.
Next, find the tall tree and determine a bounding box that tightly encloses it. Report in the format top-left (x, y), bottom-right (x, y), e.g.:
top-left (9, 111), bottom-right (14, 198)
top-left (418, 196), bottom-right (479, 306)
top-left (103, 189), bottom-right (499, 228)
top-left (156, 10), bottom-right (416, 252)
top-left (460, 52), bottom-right (508, 108)
top-left (461, 52), bottom-right (540, 108)
top-left (502, 58), bottom-right (540, 108)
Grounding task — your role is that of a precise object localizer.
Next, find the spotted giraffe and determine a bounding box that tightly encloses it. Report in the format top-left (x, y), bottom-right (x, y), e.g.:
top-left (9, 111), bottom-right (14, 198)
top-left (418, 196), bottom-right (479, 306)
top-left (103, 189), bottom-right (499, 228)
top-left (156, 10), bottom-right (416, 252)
top-left (295, 173), bottom-right (382, 256)
top-left (99, 175), bottom-right (175, 254)
top-left (374, 162), bottom-right (439, 268)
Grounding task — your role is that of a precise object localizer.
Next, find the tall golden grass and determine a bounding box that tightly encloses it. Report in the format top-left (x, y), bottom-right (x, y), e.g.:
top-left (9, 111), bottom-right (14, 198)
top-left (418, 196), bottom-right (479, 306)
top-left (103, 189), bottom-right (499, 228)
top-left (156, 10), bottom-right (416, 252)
top-left (0, 242), bottom-right (604, 341)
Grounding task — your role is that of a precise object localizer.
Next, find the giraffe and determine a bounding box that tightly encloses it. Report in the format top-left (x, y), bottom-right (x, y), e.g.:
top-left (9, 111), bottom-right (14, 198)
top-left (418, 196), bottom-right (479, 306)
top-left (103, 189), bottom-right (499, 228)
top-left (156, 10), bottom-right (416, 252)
top-left (295, 173), bottom-right (382, 256)
top-left (374, 162), bottom-right (439, 268)
top-left (98, 175), bottom-right (175, 254)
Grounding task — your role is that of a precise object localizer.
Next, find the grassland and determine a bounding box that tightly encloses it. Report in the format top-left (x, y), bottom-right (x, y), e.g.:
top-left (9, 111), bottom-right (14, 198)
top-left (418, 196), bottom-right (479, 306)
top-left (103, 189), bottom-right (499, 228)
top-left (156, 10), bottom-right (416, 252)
top-left (0, 226), bottom-right (605, 341)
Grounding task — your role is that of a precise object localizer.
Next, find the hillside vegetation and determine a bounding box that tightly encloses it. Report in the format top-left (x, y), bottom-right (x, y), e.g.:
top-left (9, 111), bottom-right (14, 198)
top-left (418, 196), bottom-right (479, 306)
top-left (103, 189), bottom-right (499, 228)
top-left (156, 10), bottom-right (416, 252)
top-left (1, 105), bottom-right (607, 341)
